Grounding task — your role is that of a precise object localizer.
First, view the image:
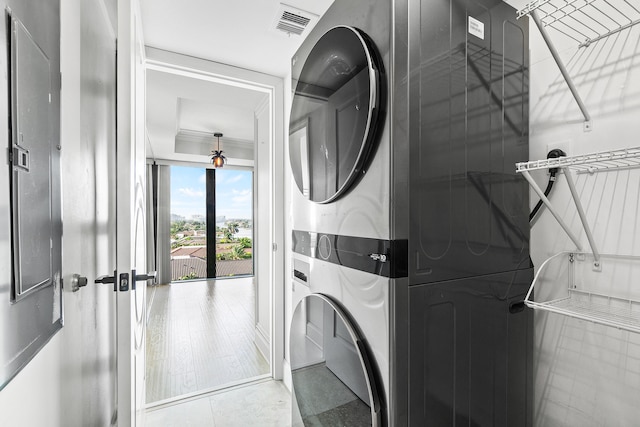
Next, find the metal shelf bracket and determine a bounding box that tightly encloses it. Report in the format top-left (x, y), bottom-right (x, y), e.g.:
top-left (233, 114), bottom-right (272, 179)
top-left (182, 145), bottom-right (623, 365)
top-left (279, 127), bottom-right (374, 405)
top-left (517, 146), bottom-right (640, 271)
top-left (519, 0), bottom-right (640, 130)
top-left (531, 10), bottom-right (592, 128)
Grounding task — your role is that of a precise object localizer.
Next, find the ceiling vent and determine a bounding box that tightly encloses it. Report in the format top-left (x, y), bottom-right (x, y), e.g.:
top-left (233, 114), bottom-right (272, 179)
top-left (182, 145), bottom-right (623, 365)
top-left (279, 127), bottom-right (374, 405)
top-left (273, 3), bottom-right (318, 36)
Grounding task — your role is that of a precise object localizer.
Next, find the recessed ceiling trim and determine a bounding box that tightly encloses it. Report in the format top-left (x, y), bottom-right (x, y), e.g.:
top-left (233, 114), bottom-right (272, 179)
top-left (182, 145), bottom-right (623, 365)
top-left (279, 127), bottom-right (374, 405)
top-left (146, 157), bottom-right (255, 170)
top-left (176, 129), bottom-right (254, 147)
top-left (175, 129), bottom-right (254, 162)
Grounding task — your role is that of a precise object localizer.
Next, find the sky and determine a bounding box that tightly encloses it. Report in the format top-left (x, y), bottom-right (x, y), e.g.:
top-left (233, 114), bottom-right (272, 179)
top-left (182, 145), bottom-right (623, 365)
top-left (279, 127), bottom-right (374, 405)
top-left (170, 165), bottom-right (252, 220)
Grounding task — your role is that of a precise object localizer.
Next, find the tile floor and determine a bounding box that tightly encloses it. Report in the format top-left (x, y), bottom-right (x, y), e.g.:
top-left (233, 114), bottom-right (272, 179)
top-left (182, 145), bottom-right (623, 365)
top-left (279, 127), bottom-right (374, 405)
top-left (145, 379), bottom-right (291, 427)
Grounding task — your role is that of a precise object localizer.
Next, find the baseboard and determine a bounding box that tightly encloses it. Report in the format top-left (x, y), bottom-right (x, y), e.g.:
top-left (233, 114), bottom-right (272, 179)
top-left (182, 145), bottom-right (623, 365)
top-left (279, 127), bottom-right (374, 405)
top-left (282, 358), bottom-right (292, 392)
top-left (255, 323), bottom-right (270, 364)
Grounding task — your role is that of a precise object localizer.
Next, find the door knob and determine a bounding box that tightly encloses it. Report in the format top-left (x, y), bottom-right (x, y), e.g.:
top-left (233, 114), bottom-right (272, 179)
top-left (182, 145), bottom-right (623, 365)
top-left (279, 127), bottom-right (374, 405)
top-left (95, 275), bottom-right (115, 284)
top-left (71, 274), bottom-right (88, 292)
top-left (73, 270), bottom-right (117, 292)
top-left (134, 271), bottom-right (157, 281)
top-left (132, 270), bottom-right (157, 289)
top-left (95, 270), bottom-right (117, 291)
top-left (92, 270), bottom-right (155, 292)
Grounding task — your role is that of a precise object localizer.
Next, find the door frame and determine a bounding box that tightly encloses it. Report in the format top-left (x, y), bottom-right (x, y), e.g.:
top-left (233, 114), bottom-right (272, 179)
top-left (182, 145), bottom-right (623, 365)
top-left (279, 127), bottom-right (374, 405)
top-left (117, 0), bottom-right (148, 425)
top-left (144, 47), bottom-right (286, 382)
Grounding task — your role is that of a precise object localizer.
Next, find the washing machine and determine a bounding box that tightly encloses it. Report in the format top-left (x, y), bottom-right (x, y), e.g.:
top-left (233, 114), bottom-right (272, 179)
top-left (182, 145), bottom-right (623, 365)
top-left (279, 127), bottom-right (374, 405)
top-left (289, 229), bottom-right (404, 426)
top-left (288, 0), bottom-right (533, 425)
top-left (288, 15), bottom-right (394, 425)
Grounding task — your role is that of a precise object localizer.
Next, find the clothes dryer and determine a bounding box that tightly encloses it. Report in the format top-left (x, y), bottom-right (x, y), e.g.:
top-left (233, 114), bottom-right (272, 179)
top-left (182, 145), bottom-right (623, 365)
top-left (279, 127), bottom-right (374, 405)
top-left (289, 23), bottom-right (389, 240)
top-left (288, 0), bottom-right (534, 425)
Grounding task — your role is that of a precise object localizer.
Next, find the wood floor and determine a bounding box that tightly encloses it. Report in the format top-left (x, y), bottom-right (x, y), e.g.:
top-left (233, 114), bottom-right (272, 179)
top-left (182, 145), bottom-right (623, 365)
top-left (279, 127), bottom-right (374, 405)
top-left (146, 278), bottom-right (269, 403)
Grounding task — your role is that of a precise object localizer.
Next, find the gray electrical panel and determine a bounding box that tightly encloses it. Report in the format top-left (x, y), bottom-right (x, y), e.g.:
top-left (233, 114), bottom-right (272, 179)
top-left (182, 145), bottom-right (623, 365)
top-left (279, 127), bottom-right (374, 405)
top-left (1, 1), bottom-right (62, 391)
top-left (10, 17), bottom-right (54, 299)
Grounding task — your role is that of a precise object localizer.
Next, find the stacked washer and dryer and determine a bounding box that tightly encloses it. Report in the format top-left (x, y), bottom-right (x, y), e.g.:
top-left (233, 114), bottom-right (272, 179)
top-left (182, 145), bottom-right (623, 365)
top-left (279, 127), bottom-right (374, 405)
top-left (288, 0), bottom-right (533, 425)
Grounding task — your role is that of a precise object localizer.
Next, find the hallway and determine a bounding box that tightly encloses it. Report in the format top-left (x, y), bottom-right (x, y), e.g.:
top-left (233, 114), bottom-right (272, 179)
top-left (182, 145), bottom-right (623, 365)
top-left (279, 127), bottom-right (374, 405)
top-left (146, 278), bottom-right (270, 403)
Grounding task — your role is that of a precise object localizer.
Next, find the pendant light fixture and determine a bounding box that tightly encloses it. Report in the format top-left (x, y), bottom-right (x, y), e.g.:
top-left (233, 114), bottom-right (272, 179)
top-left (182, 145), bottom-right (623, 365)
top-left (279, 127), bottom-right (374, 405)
top-left (211, 132), bottom-right (226, 168)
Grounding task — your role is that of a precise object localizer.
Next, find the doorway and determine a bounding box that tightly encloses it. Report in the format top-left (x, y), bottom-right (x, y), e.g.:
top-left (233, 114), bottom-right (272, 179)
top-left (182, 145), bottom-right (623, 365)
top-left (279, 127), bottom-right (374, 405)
top-left (144, 49), bottom-right (285, 407)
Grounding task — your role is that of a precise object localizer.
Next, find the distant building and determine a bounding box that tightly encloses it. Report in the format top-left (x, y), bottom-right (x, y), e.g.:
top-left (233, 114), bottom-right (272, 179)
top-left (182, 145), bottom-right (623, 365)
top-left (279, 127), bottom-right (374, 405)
top-left (169, 245), bottom-right (253, 280)
top-left (171, 213), bottom-right (185, 222)
top-left (171, 245), bottom-right (207, 259)
top-left (191, 214), bottom-right (205, 222)
top-left (236, 228), bottom-right (252, 238)
top-left (171, 258), bottom-right (206, 280)
top-left (170, 258), bottom-right (253, 281)
top-left (170, 245), bottom-right (206, 280)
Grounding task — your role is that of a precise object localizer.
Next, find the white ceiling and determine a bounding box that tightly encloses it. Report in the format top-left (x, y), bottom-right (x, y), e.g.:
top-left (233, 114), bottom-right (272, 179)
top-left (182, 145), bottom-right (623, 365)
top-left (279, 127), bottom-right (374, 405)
top-left (146, 69), bottom-right (269, 163)
top-left (140, 1), bottom-right (532, 165)
top-left (140, 0), bottom-right (334, 78)
top-left (141, 0), bottom-right (334, 164)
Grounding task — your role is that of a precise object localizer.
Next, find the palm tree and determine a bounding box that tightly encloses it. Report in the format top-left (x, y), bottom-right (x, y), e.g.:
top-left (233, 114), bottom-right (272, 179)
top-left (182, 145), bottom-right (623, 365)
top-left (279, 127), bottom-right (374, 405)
top-left (230, 245), bottom-right (246, 260)
top-left (225, 222), bottom-right (239, 241)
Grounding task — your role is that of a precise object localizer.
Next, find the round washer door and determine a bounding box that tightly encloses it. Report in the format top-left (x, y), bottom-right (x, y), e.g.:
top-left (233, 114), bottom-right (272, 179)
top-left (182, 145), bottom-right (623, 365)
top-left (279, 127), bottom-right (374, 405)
top-left (289, 293), bottom-right (382, 426)
top-left (289, 26), bottom-right (383, 204)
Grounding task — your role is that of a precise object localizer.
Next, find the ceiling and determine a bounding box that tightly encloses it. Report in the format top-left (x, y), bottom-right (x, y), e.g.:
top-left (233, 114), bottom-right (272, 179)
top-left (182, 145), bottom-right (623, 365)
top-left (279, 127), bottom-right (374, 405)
top-left (141, 0), bottom-right (335, 164)
top-left (140, 1), bottom-right (532, 165)
top-left (145, 69), bottom-right (269, 164)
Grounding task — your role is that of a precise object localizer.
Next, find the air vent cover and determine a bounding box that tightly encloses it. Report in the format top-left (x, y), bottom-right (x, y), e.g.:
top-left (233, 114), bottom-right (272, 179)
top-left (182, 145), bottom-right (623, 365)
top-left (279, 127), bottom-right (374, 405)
top-left (273, 3), bottom-right (318, 36)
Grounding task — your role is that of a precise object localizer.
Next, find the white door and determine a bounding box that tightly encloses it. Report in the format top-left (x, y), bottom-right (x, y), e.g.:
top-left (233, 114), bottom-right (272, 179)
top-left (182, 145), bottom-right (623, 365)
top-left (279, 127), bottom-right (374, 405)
top-left (116, 0), bottom-right (147, 425)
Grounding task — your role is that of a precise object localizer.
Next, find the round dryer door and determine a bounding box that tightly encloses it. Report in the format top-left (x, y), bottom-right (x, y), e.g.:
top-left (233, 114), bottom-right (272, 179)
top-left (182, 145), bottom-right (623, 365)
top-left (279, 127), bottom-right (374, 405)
top-left (290, 294), bottom-right (382, 426)
top-left (289, 26), bottom-right (383, 204)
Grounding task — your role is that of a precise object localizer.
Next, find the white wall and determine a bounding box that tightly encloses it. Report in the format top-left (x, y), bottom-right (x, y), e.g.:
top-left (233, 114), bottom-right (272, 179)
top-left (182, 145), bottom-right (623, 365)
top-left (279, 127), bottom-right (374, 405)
top-left (255, 96), bottom-right (272, 362)
top-left (0, 336), bottom-right (63, 426)
top-left (282, 56), bottom-right (294, 391)
top-left (523, 8), bottom-right (640, 426)
top-left (0, 0), bottom-right (119, 425)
